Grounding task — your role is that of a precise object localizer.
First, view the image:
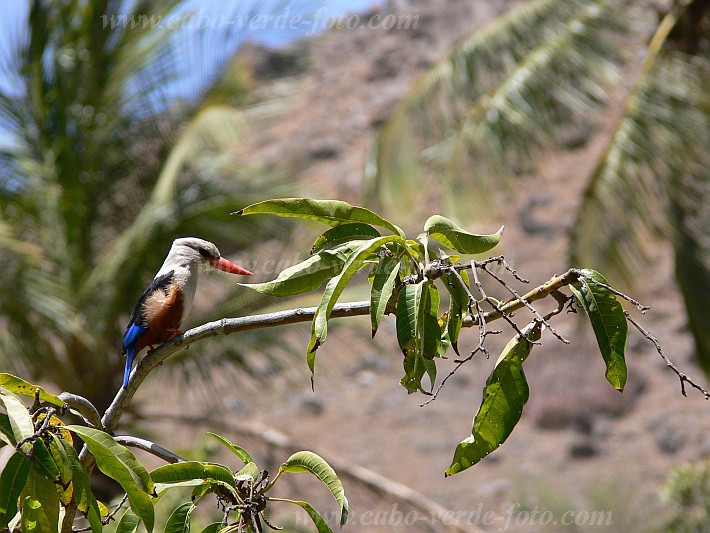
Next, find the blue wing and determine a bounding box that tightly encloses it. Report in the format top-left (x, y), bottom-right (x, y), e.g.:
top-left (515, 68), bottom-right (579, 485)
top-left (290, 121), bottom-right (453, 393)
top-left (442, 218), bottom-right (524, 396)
top-left (121, 270), bottom-right (174, 388)
top-left (123, 323), bottom-right (146, 350)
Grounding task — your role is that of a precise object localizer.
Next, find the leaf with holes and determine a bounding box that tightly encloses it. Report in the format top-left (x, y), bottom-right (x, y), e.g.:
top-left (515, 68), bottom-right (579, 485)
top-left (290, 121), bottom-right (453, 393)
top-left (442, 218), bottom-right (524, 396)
top-left (447, 323), bottom-right (541, 476)
top-left (279, 451), bottom-right (348, 527)
top-left (0, 375), bottom-right (63, 408)
top-left (424, 215), bottom-right (503, 254)
top-left (570, 269), bottom-right (628, 391)
top-left (235, 198), bottom-right (404, 236)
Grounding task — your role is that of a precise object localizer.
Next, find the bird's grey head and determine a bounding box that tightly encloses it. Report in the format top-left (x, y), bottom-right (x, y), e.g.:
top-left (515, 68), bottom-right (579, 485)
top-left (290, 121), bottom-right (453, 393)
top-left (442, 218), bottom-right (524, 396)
top-left (159, 237), bottom-right (253, 277)
top-left (165, 237), bottom-right (221, 271)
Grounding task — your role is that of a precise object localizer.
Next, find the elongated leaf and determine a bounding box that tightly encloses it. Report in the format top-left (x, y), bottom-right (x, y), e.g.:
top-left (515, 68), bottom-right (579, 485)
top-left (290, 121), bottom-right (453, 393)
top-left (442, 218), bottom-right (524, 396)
top-left (424, 216), bottom-right (503, 254)
top-left (31, 439), bottom-right (59, 482)
top-left (116, 509), bottom-right (141, 533)
top-left (47, 435), bottom-right (71, 489)
top-left (0, 451), bottom-right (31, 528)
top-left (370, 256), bottom-right (400, 337)
top-left (165, 503), bottom-right (193, 533)
top-left (241, 253), bottom-right (345, 297)
top-left (58, 437), bottom-right (102, 532)
top-left (199, 523), bottom-right (223, 533)
top-left (447, 323), bottom-right (541, 476)
top-left (277, 499), bottom-right (334, 533)
top-left (308, 236), bottom-right (405, 374)
top-left (66, 426), bottom-right (154, 531)
top-left (0, 413), bottom-right (16, 446)
top-left (279, 451), bottom-right (348, 527)
top-left (311, 223), bottom-right (381, 254)
top-left (66, 426), bottom-right (154, 495)
top-left (235, 198), bottom-right (404, 237)
top-left (444, 271), bottom-right (470, 355)
top-left (0, 392), bottom-right (34, 445)
top-left (207, 433), bottom-right (253, 465)
top-left (21, 468), bottom-right (59, 533)
top-left (570, 269), bottom-right (628, 391)
top-left (419, 283), bottom-right (441, 359)
top-left (396, 283), bottom-right (420, 354)
top-left (151, 462), bottom-right (236, 488)
top-left (0, 375), bottom-right (63, 408)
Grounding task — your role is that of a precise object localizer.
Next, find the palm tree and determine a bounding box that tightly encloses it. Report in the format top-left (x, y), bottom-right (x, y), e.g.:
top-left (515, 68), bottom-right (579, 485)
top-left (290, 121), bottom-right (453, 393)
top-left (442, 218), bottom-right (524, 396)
top-left (366, 0), bottom-right (708, 372)
top-left (0, 0), bottom-right (296, 410)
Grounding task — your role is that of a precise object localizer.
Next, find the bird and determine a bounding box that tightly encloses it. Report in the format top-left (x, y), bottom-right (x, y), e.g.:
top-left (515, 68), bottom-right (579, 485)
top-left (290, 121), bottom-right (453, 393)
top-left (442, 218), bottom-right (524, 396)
top-left (121, 237), bottom-right (253, 389)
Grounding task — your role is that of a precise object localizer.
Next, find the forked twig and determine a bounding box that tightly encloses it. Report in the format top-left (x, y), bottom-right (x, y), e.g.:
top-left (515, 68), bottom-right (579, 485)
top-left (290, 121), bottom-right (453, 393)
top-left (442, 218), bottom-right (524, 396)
top-left (624, 311), bottom-right (708, 399)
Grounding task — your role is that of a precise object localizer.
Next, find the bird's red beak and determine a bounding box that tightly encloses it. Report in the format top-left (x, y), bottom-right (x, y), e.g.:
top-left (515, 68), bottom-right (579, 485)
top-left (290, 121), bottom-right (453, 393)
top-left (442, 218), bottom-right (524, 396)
top-left (210, 257), bottom-right (254, 276)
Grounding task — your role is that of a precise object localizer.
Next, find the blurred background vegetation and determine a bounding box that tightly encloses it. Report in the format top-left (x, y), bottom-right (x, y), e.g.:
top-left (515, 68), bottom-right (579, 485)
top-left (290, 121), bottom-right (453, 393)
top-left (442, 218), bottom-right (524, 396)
top-left (0, 0), bottom-right (707, 530)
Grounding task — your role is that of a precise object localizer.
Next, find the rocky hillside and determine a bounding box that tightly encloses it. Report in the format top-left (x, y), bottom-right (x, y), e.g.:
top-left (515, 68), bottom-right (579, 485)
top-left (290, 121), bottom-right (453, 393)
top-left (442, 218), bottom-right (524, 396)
top-left (139, 1), bottom-right (709, 531)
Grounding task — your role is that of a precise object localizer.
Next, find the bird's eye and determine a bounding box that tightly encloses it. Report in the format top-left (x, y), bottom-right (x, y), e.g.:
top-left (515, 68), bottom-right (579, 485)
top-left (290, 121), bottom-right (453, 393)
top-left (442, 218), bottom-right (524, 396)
top-left (198, 248), bottom-right (211, 259)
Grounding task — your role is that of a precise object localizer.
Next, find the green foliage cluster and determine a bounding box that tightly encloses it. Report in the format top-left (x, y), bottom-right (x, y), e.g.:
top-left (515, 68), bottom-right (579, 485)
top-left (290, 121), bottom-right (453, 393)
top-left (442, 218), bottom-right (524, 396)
top-left (236, 199), bottom-right (633, 474)
top-left (0, 375), bottom-right (347, 533)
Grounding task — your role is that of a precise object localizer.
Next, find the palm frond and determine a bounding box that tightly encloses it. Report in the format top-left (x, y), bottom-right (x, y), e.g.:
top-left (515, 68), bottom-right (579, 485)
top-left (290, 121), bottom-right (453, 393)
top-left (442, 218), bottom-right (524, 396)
top-left (570, 51), bottom-right (706, 284)
top-left (367, 0), bottom-right (631, 221)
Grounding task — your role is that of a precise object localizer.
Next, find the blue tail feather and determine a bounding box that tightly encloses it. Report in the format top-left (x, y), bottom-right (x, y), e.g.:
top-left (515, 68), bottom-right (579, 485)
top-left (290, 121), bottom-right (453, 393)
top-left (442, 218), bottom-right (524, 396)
top-left (123, 343), bottom-right (136, 389)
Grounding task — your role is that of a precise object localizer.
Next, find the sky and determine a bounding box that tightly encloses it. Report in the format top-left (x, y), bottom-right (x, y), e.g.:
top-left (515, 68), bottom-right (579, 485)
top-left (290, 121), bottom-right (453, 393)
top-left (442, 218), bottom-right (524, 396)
top-left (0, 0), bottom-right (383, 145)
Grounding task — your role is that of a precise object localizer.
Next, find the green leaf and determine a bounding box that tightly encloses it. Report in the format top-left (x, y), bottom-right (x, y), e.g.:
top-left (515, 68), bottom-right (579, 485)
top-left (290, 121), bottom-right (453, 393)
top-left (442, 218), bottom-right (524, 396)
top-left (164, 503), bottom-right (193, 533)
top-left (151, 462), bottom-right (236, 488)
top-left (444, 271), bottom-right (470, 356)
top-left (424, 216), bottom-right (503, 254)
top-left (235, 462), bottom-right (259, 482)
top-left (21, 468), bottom-right (59, 533)
top-left (308, 236), bottom-right (405, 374)
top-left (311, 223), bottom-right (382, 254)
top-left (396, 283), bottom-right (421, 353)
top-left (241, 252), bottom-right (345, 297)
top-left (116, 509), bottom-right (141, 533)
top-left (370, 256), bottom-right (400, 337)
top-left (207, 433), bottom-right (253, 465)
top-left (570, 269), bottom-right (628, 391)
top-left (276, 499), bottom-right (334, 533)
top-left (47, 435), bottom-right (71, 490)
top-left (0, 392), bottom-right (35, 445)
top-left (279, 451), bottom-right (348, 527)
top-left (66, 426), bottom-right (154, 532)
top-left (0, 375), bottom-right (64, 408)
top-left (66, 426), bottom-right (154, 495)
top-left (0, 413), bottom-right (16, 447)
top-left (419, 283), bottom-right (441, 359)
top-left (446, 323), bottom-right (541, 476)
top-left (21, 496), bottom-right (52, 533)
top-left (0, 451), bottom-right (31, 528)
top-left (57, 437), bottom-right (102, 532)
top-left (234, 198), bottom-right (404, 237)
top-left (31, 439), bottom-right (60, 482)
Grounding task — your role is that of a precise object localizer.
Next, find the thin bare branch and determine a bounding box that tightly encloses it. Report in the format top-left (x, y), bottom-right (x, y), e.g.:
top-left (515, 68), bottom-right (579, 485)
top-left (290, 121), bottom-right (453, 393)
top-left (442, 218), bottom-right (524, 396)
top-left (58, 392), bottom-right (103, 430)
top-left (624, 311), bottom-right (708, 399)
top-left (114, 435), bottom-right (186, 464)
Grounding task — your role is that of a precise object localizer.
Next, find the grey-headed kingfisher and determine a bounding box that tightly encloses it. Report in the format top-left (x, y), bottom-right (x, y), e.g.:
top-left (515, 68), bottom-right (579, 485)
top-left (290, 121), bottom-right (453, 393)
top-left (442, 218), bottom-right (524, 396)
top-left (122, 238), bottom-right (253, 388)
